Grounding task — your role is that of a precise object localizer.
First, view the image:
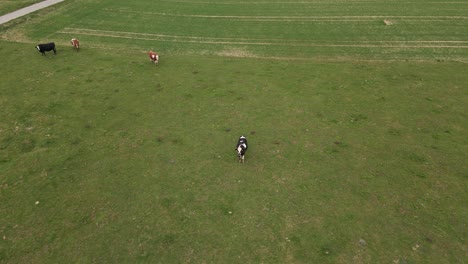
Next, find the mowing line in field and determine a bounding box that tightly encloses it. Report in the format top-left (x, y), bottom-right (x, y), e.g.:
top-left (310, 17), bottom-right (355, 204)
top-left (103, 9), bottom-right (468, 21)
top-left (57, 28), bottom-right (468, 49)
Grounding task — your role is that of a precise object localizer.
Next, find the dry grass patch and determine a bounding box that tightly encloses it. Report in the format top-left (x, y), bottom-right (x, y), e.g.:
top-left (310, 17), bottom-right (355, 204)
top-left (216, 47), bottom-right (255, 58)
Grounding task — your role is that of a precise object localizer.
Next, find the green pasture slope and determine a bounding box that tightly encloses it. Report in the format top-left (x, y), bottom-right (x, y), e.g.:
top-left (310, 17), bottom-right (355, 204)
top-left (1, 0), bottom-right (467, 263)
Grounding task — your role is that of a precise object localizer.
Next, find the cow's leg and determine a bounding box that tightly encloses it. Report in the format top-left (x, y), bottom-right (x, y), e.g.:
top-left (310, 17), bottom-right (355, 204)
top-left (53, 48), bottom-right (56, 55)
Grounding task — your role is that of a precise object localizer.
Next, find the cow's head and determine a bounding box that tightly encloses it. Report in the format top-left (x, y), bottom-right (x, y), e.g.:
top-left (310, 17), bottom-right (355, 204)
top-left (36, 45), bottom-right (41, 51)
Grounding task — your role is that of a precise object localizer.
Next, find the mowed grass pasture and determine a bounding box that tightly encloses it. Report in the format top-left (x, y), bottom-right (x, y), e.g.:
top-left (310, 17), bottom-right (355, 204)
top-left (0, 0), bottom-right (467, 263)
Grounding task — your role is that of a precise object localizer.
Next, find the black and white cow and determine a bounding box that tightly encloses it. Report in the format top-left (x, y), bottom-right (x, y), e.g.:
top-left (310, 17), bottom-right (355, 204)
top-left (36, 42), bottom-right (56, 55)
top-left (235, 136), bottom-right (248, 163)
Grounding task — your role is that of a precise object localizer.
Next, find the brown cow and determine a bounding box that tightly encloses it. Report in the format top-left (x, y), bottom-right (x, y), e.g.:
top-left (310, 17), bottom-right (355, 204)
top-left (71, 38), bottom-right (80, 51)
top-left (148, 51), bottom-right (159, 64)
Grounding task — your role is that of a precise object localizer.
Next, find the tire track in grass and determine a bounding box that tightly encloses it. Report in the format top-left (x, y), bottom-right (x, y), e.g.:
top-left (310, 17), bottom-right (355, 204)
top-left (103, 8), bottom-right (468, 22)
top-left (159, 0), bottom-right (468, 4)
top-left (57, 28), bottom-right (468, 49)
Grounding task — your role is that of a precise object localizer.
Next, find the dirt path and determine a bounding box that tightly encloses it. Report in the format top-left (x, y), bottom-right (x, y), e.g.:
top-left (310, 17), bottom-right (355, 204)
top-left (0, 0), bottom-right (64, 25)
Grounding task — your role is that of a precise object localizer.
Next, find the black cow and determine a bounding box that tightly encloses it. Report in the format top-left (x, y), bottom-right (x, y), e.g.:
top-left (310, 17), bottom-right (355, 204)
top-left (235, 136), bottom-right (248, 163)
top-left (36, 42), bottom-right (56, 55)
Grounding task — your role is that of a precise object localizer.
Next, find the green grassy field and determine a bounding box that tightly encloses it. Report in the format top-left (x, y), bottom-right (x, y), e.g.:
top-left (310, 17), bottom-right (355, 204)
top-left (0, 0), bottom-right (43, 17)
top-left (0, 0), bottom-right (467, 263)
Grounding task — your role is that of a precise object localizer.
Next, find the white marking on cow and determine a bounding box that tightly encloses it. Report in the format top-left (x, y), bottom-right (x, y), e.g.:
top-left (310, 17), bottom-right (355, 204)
top-left (236, 146), bottom-right (243, 154)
